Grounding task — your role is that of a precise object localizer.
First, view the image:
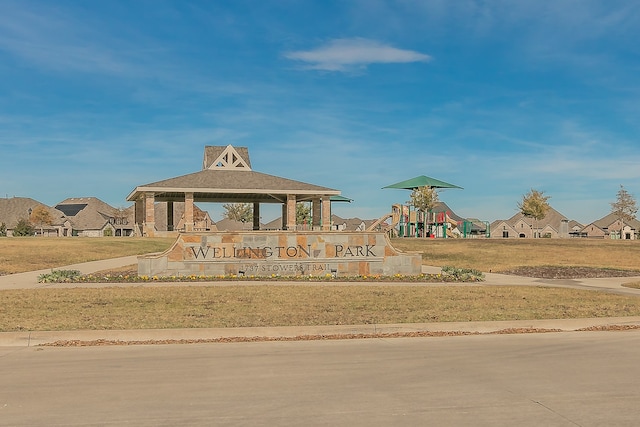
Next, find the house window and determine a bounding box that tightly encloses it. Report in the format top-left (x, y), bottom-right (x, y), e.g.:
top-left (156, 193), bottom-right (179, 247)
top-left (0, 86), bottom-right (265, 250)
top-left (502, 231), bottom-right (509, 238)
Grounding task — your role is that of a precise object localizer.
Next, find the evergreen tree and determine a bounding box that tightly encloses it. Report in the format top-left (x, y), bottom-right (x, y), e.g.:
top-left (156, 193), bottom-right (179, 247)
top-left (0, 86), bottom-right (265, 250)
top-left (296, 202), bottom-right (311, 226)
top-left (13, 218), bottom-right (35, 236)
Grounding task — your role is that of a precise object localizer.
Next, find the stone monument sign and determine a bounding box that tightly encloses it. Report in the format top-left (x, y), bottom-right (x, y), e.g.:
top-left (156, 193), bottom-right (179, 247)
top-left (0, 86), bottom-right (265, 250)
top-left (138, 231), bottom-right (421, 277)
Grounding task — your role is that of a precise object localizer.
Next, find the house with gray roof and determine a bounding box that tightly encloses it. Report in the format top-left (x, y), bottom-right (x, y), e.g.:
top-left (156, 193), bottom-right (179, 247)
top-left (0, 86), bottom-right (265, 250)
top-left (153, 202), bottom-right (213, 232)
top-left (490, 205), bottom-right (582, 238)
top-left (55, 197), bottom-right (134, 237)
top-left (0, 197), bottom-right (67, 237)
top-left (580, 213), bottom-right (640, 239)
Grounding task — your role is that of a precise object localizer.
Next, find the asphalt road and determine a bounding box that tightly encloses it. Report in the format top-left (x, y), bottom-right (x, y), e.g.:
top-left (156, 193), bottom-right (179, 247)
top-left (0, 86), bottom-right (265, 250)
top-left (2, 330), bottom-right (640, 426)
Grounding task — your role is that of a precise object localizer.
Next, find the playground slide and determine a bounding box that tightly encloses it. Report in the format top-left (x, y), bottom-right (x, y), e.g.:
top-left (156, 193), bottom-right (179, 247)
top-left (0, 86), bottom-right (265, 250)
top-left (446, 227), bottom-right (461, 238)
top-left (367, 205), bottom-right (401, 231)
top-left (445, 214), bottom-right (461, 238)
top-left (445, 214), bottom-right (458, 227)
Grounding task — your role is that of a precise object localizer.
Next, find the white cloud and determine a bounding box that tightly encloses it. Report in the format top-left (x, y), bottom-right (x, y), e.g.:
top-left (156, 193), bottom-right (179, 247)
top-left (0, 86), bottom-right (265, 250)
top-left (284, 38), bottom-right (431, 71)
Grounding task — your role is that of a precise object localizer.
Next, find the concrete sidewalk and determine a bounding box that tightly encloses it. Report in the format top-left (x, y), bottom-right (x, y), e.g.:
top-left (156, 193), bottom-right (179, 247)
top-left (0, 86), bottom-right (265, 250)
top-left (3, 316), bottom-right (640, 347)
top-left (0, 255), bottom-right (139, 290)
top-left (2, 257), bottom-right (640, 347)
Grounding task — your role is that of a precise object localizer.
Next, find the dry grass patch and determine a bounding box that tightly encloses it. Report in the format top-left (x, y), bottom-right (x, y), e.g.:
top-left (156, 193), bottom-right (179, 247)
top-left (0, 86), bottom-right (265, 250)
top-left (391, 238), bottom-right (640, 272)
top-left (0, 237), bottom-right (174, 274)
top-left (2, 285), bottom-right (640, 332)
top-left (622, 281), bottom-right (640, 290)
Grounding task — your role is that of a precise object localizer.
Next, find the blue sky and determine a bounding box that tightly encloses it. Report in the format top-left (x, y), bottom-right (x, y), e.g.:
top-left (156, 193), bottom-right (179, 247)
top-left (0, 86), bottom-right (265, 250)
top-left (1, 0), bottom-right (639, 225)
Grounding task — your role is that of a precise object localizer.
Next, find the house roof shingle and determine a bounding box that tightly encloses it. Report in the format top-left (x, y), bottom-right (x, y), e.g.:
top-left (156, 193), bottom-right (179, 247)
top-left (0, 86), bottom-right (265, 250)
top-left (0, 197), bottom-right (65, 228)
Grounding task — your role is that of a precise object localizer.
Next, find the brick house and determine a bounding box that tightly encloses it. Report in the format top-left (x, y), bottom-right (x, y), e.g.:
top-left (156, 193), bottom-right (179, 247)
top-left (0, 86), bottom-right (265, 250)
top-left (0, 197), bottom-right (68, 237)
top-left (490, 206), bottom-right (582, 238)
top-left (54, 197), bottom-right (134, 237)
top-left (580, 213), bottom-right (640, 239)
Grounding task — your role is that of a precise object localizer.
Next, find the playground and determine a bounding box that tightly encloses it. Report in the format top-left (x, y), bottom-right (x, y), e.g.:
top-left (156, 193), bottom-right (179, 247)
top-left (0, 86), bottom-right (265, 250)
top-left (368, 175), bottom-right (489, 239)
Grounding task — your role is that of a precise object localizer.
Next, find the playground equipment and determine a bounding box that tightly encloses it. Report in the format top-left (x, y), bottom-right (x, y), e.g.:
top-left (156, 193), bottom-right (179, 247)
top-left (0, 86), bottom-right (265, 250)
top-left (376, 175), bottom-right (490, 238)
top-left (367, 204), bottom-right (402, 234)
top-left (368, 204), bottom-right (490, 238)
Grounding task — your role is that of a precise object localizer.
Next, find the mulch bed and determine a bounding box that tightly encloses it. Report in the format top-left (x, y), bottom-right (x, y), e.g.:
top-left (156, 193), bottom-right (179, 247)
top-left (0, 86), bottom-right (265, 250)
top-left (500, 266), bottom-right (640, 279)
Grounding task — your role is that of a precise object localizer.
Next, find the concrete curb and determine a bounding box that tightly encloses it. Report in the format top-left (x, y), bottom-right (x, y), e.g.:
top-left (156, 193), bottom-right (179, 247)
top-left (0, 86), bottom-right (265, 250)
top-left (3, 317), bottom-right (640, 347)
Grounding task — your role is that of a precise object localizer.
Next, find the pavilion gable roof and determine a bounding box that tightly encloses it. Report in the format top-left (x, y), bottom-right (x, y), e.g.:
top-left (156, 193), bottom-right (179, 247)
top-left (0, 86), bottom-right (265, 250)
top-left (127, 169), bottom-right (339, 203)
top-left (203, 145), bottom-right (252, 170)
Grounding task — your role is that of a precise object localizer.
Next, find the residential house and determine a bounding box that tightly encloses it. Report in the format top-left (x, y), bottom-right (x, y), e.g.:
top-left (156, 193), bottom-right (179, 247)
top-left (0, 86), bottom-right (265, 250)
top-left (153, 203), bottom-right (214, 232)
top-left (580, 213), bottom-right (640, 239)
top-left (214, 218), bottom-right (260, 231)
top-left (490, 206), bottom-right (582, 238)
top-left (55, 197), bottom-right (134, 237)
top-left (0, 197), bottom-right (68, 237)
top-left (330, 214), bottom-right (369, 231)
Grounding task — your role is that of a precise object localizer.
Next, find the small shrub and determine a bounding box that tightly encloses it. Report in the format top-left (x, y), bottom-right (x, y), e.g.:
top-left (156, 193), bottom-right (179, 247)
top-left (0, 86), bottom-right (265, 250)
top-left (38, 270), bottom-right (82, 283)
top-left (0, 222), bottom-right (6, 237)
top-left (441, 266), bottom-right (485, 281)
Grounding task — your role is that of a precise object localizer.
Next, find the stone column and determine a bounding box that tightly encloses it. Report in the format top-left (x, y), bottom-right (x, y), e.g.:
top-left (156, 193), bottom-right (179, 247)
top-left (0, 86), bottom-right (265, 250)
top-left (312, 197), bottom-right (321, 230)
top-left (253, 202), bottom-right (260, 230)
top-left (286, 195), bottom-right (297, 231)
top-left (144, 192), bottom-right (155, 237)
top-left (135, 197), bottom-right (144, 236)
top-left (184, 192), bottom-right (194, 232)
top-left (281, 204), bottom-right (287, 230)
top-left (321, 196), bottom-right (331, 231)
top-left (167, 201), bottom-right (174, 231)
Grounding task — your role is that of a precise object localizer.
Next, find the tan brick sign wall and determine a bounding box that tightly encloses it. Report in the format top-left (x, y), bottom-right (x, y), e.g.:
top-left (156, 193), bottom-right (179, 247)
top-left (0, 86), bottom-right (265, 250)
top-left (138, 231), bottom-right (422, 277)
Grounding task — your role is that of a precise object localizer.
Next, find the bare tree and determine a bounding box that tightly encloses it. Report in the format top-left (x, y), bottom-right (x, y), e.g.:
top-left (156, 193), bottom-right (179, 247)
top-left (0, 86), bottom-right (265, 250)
top-left (610, 185), bottom-right (638, 238)
top-left (222, 203), bottom-right (253, 223)
top-left (611, 184), bottom-right (637, 222)
top-left (517, 189), bottom-right (550, 238)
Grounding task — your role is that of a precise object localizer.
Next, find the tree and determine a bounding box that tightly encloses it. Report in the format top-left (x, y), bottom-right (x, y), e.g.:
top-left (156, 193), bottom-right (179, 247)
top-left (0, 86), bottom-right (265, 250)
top-left (29, 205), bottom-right (53, 236)
top-left (517, 189), bottom-right (550, 238)
top-left (410, 186), bottom-right (439, 213)
top-left (13, 218), bottom-right (35, 236)
top-left (409, 186), bottom-right (440, 237)
top-left (0, 222), bottom-right (6, 237)
top-left (222, 203), bottom-right (253, 223)
top-left (296, 202), bottom-right (311, 226)
top-left (610, 185), bottom-right (637, 232)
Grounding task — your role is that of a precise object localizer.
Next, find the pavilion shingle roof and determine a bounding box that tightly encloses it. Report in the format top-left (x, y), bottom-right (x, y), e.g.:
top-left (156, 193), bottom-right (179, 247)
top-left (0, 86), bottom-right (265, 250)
top-left (127, 145), bottom-right (340, 204)
top-left (127, 169), bottom-right (340, 203)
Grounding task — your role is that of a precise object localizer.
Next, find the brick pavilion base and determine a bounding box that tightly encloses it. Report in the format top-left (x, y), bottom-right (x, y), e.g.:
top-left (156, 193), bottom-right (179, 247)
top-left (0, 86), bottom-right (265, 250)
top-left (138, 231), bottom-right (422, 277)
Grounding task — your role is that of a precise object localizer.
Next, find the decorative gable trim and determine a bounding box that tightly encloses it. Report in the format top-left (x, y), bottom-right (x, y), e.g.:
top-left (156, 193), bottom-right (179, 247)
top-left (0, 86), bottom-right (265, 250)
top-left (206, 145), bottom-right (251, 171)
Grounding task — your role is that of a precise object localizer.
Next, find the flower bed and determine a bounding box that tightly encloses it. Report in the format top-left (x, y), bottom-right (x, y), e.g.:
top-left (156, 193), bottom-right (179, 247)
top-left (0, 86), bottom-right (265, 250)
top-left (38, 267), bottom-right (485, 284)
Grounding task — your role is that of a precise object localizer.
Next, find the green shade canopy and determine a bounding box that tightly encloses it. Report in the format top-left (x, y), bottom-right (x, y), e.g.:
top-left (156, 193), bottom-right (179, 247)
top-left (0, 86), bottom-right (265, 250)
top-left (383, 175), bottom-right (463, 190)
top-left (330, 195), bottom-right (353, 202)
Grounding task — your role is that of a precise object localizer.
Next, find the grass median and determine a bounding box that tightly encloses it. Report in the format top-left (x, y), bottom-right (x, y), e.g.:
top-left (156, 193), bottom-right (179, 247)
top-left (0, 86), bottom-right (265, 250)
top-left (3, 284), bottom-right (640, 332)
top-left (2, 237), bottom-right (640, 332)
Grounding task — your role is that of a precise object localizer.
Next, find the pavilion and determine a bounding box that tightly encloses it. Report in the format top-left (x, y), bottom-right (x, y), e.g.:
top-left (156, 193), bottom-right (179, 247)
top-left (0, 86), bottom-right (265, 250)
top-left (126, 145), bottom-right (341, 236)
